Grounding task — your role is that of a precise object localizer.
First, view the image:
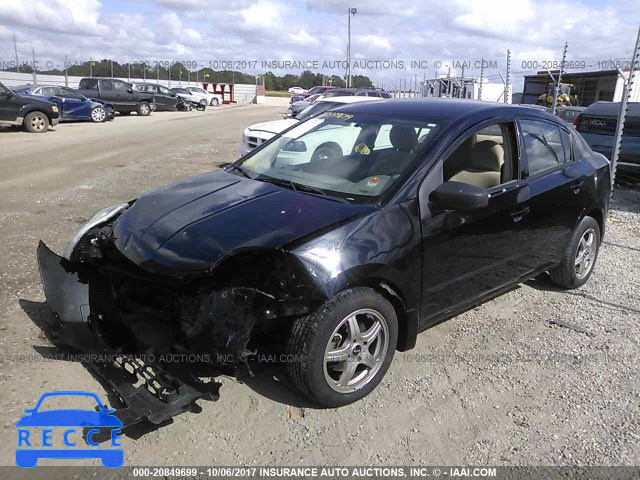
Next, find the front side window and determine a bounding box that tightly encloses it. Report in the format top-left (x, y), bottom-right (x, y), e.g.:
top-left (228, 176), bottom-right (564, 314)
top-left (520, 119), bottom-right (567, 176)
top-left (113, 80), bottom-right (130, 91)
top-left (442, 123), bottom-right (516, 189)
top-left (39, 86), bottom-right (59, 96)
top-left (236, 112), bottom-right (444, 203)
top-left (60, 88), bottom-right (83, 99)
top-left (0, 83), bottom-right (10, 97)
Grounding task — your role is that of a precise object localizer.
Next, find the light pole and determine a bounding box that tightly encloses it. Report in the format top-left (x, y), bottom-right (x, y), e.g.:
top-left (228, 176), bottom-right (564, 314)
top-left (347, 7), bottom-right (357, 88)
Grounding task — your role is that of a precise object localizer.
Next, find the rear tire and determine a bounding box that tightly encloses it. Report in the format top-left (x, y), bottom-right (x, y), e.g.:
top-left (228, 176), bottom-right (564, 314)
top-left (136, 102), bottom-right (151, 116)
top-left (548, 216), bottom-right (600, 289)
top-left (23, 111), bottom-right (49, 133)
top-left (286, 287), bottom-right (398, 407)
top-left (210, 97), bottom-right (220, 106)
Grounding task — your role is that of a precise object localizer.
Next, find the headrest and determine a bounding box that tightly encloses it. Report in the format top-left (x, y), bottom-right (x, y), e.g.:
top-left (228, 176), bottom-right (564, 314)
top-left (389, 126), bottom-right (418, 152)
top-left (469, 140), bottom-right (504, 171)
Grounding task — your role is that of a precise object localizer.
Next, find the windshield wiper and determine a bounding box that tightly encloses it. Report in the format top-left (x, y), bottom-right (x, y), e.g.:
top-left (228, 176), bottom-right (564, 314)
top-left (228, 164), bottom-right (253, 179)
top-left (257, 177), bottom-right (351, 203)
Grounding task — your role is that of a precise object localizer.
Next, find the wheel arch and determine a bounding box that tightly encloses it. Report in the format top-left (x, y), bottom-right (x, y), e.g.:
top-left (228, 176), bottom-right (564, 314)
top-left (584, 207), bottom-right (605, 243)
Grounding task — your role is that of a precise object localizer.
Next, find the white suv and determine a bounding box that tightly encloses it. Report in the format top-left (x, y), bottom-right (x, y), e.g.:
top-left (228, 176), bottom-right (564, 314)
top-left (185, 86), bottom-right (223, 106)
top-left (240, 96), bottom-right (382, 156)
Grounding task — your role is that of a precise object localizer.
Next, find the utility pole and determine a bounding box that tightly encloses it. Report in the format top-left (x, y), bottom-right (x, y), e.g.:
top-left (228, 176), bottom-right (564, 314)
top-left (89, 57), bottom-right (93, 77)
top-left (504, 49), bottom-right (511, 104)
top-left (13, 35), bottom-right (19, 72)
top-left (478, 57), bottom-right (484, 101)
top-left (128, 63), bottom-right (131, 81)
top-left (347, 7), bottom-right (357, 88)
top-left (611, 27), bottom-right (640, 191)
top-left (551, 42), bottom-right (568, 114)
top-left (110, 59), bottom-right (113, 78)
top-left (65, 53), bottom-right (69, 87)
top-left (460, 64), bottom-right (465, 98)
top-left (32, 49), bottom-right (37, 84)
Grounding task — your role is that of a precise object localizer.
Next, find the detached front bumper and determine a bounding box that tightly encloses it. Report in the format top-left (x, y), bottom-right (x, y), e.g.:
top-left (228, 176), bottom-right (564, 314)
top-left (36, 241), bottom-right (106, 352)
top-left (36, 241), bottom-right (220, 426)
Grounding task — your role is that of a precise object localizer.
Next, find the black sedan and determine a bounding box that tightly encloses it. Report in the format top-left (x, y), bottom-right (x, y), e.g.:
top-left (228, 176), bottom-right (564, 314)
top-left (37, 99), bottom-right (610, 407)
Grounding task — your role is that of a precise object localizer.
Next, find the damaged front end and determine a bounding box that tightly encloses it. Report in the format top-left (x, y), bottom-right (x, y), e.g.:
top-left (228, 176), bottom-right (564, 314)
top-left (38, 216), bottom-right (318, 363)
top-left (36, 205), bottom-right (325, 424)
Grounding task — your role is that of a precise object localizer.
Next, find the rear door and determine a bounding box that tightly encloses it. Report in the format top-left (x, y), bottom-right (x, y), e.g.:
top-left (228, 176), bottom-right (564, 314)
top-left (517, 118), bottom-right (591, 267)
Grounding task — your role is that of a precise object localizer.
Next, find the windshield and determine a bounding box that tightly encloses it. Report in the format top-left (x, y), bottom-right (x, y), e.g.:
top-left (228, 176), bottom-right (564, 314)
top-left (236, 111), bottom-right (444, 203)
top-left (296, 101), bottom-right (343, 121)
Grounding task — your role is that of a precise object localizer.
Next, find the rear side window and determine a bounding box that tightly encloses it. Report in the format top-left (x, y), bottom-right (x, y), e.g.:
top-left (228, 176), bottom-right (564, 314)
top-left (79, 78), bottom-right (98, 90)
top-left (520, 120), bottom-right (568, 176)
top-left (101, 79), bottom-right (114, 90)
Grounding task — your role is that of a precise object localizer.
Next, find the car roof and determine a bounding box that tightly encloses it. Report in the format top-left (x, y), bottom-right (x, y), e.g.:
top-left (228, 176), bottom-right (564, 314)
top-left (329, 97), bottom-right (564, 122)
top-left (581, 101), bottom-right (640, 117)
top-left (556, 106), bottom-right (585, 111)
top-left (317, 96), bottom-right (382, 104)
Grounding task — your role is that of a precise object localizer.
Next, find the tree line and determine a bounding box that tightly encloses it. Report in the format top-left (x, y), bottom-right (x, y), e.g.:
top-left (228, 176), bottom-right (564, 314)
top-left (5, 59), bottom-right (374, 90)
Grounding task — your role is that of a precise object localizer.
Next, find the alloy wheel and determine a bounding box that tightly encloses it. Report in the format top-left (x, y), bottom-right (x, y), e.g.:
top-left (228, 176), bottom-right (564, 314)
top-left (323, 308), bottom-right (390, 393)
top-left (575, 227), bottom-right (597, 279)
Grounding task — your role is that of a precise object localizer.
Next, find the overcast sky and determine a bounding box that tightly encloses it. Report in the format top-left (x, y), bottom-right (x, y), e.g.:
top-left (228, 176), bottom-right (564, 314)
top-left (0, 0), bottom-right (638, 89)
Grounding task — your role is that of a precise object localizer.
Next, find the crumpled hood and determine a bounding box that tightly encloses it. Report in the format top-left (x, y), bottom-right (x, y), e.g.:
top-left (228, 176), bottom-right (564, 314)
top-left (112, 169), bottom-right (367, 274)
top-left (247, 118), bottom-right (298, 135)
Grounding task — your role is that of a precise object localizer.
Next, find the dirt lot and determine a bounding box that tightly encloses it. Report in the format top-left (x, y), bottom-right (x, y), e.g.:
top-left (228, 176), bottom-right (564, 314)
top-left (0, 99), bottom-right (638, 473)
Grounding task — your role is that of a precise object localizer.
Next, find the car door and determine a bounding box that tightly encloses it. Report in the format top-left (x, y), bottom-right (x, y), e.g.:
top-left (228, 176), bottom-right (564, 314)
top-left (157, 85), bottom-right (177, 110)
top-left (112, 80), bottom-right (136, 108)
top-left (58, 87), bottom-right (87, 119)
top-left (417, 120), bottom-right (535, 325)
top-left (516, 118), bottom-right (591, 267)
top-left (0, 83), bottom-right (20, 122)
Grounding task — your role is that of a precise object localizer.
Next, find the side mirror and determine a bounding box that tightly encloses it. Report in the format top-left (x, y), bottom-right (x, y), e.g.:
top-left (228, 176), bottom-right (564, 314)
top-left (127, 88), bottom-right (133, 94)
top-left (429, 181), bottom-right (489, 211)
top-left (2, 89), bottom-right (14, 98)
top-left (282, 140), bottom-right (307, 152)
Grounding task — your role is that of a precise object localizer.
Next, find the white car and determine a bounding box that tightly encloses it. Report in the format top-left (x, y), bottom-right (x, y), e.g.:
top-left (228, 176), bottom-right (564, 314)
top-left (240, 96), bottom-right (382, 156)
top-left (185, 86), bottom-right (223, 106)
top-left (288, 86), bottom-right (306, 94)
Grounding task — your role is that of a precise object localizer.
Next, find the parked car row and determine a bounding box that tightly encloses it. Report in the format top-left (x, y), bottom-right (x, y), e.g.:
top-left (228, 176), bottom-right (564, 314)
top-left (242, 96), bottom-right (381, 155)
top-left (287, 88), bottom-right (392, 119)
top-left (0, 78), bottom-right (222, 133)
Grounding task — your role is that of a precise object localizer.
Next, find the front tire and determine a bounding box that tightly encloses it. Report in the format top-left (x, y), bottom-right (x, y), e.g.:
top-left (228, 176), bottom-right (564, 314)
top-left (549, 216), bottom-right (601, 289)
top-left (90, 106), bottom-right (107, 122)
top-left (287, 287), bottom-right (398, 407)
top-left (24, 111), bottom-right (49, 133)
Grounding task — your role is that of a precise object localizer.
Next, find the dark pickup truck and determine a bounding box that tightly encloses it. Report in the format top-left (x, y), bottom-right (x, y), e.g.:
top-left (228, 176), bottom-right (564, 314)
top-left (0, 81), bottom-right (60, 132)
top-left (77, 78), bottom-right (156, 116)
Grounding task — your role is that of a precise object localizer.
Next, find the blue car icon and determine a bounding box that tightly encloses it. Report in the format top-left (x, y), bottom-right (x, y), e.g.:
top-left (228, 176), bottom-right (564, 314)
top-left (16, 391), bottom-right (123, 468)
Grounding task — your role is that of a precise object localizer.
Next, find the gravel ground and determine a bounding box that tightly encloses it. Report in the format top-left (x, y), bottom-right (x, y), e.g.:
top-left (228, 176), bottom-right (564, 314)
top-left (0, 99), bottom-right (638, 475)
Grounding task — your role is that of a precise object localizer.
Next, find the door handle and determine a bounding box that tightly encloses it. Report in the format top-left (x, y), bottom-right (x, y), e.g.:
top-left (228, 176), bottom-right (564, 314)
top-left (510, 206), bottom-right (530, 222)
top-left (569, 179), bottom-right (584, 194)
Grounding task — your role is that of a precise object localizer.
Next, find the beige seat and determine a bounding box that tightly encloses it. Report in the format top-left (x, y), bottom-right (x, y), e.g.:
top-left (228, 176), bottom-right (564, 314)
top-left (448, 140), bottom-right (504, 189)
